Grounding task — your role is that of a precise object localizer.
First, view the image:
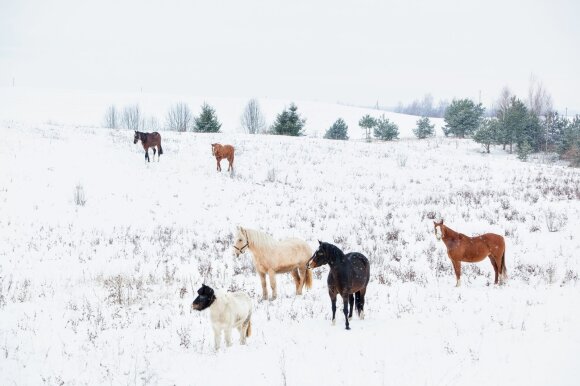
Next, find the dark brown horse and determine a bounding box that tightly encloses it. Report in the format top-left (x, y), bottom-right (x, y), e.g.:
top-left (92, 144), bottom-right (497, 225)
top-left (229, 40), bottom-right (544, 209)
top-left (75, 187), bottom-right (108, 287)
top-left (434, 220), bottom-right (506, 287)
top-left (307, 241), bottom-right (370, 330)
top-left (134, 131), bottom-right (163, 162)
top-left (211, 143), bottom-right (234, 172)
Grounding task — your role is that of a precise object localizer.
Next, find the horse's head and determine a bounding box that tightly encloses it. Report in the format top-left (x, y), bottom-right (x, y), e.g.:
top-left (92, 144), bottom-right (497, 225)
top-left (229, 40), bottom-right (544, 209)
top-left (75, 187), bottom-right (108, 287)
top-left (433, 220), bottom-right (445, 240)
top-left (233, 226), bottom-right (250, 257)
top-left (133, 131), bottom-right (139, 144)
top-left (191, 284), bottom-right (216, 311)
top-left (211, 143), bottom-right (219, 156)
top-left (307, 241), bottom-right (331, 269)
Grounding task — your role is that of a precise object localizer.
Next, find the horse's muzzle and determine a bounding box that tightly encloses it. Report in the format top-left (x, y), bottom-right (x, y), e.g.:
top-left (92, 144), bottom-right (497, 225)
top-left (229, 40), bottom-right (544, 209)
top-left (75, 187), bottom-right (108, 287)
top-left (306, 256), bottom-right (316, 269)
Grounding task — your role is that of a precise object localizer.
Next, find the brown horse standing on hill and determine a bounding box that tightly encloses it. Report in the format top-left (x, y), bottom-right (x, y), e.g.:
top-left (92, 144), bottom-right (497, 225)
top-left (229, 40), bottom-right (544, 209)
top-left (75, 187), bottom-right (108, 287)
top-left (134, 131), bottom-right (163, 162)
top-left (211, 143), bottom-right (234, 172)
top-left (434, 220), bottom-right (506, 287)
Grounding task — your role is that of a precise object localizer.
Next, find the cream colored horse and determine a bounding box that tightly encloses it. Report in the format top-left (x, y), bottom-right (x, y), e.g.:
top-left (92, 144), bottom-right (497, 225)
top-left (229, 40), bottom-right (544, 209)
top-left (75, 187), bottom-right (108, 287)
top-left (233, 226), bottom-right (313, 300)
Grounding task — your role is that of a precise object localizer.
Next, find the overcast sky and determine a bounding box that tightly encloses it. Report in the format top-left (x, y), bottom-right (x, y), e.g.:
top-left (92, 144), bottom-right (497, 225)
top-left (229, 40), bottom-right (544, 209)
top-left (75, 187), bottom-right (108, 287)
top-left (1, 0), bottom-right (578, 111)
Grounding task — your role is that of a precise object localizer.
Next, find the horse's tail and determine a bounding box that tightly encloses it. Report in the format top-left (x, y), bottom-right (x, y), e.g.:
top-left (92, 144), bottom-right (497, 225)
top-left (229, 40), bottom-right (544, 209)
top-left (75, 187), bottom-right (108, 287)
top-left (501, 250), bottom-right (508, 280)
top-left (158, 143), bottom-right (163, 155)
top-left (246, 317), bottom-right (252, 337)
top-left (304, 267), bottom-right (313, 289)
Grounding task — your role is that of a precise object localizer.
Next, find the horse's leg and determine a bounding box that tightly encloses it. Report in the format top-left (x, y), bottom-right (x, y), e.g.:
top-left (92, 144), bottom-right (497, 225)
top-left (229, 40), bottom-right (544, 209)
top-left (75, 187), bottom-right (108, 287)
top-left (329, 290), bottom-right (337, 326)
top-left (228, 156), bottom-right (233, 172)
top-left (357, 288), bottom-right (366, 319)
top-left (341, 294), bottom-right (350, 330)
top-left (238, 325), bottom-right (245, 344)
top-left (451, 259), bottom-right (461, 287)
top-left (259, 272), bottom-right (268, 300)
top-left (489, 255), bottom-right (499, 285)
top-left (213, 326), bottom-right (221, 350)
top-left (291, 268), bottom-right (301, 295)
top-left (152, 147), bottom-right (156, 161)
top-left (268, 270), bottom-right (277, 300)
top-left (348, 294), bottom-right (354, 320)
top-left (224, 328), bottom-right (232, 347)
top-left (145, 149), bottom-right (150, 162)
top-left (216, 158), bottom-right (221, 172)
top-left (297, 266), bottom-right (308, 294)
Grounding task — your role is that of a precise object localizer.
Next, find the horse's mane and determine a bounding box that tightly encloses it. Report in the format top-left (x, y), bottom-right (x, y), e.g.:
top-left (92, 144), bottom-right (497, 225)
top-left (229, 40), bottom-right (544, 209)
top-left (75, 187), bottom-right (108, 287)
top-left (243, 228), bottom-right (277, 250)
top-left (322, 242), bottom-right (345, 260)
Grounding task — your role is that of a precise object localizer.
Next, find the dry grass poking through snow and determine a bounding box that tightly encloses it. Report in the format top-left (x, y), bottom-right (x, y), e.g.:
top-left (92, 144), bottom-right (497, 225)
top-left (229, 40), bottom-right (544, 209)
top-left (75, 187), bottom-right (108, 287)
top-left (0, 123), bottom-right (579, 385)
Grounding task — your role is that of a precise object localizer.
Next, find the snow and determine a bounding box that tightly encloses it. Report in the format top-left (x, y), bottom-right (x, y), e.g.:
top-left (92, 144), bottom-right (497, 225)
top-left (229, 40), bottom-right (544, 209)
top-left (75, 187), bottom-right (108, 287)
top-left (0, 89), bottom-right (579, 385)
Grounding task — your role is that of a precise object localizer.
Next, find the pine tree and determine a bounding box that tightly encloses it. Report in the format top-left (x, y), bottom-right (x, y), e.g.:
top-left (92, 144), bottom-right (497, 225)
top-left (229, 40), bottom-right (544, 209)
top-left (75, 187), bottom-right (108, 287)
top-left (544, 111), bottom-right (569, 152)
top-left (374, 115), bottom-right (399, 141)
top-left (517, 140), bottom-right (532, 161)
top-left (473, 118), bottom-right (499, 153)
top-left (193, 102), bottom-right (222, 133)
top-left (359, 115), bottom-right (377, 142)
top-left (271, 103), bottom-right (306, 136)
top-left (324, 118), bottom-right (349, 140)
top-left (500, 97), bottom-right (527, 153)
top-left (443, 99), bottom-right (485, 138)
top-left (413, 117), bottom-right (435, 139)
top-left (559, 115), bottom-right (580, 166)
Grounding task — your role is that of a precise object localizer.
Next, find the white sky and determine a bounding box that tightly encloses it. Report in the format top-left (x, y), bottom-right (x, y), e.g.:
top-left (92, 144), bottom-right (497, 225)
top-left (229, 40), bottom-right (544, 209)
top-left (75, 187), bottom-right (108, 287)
top-left (1, 0), bottom-right (578, 111)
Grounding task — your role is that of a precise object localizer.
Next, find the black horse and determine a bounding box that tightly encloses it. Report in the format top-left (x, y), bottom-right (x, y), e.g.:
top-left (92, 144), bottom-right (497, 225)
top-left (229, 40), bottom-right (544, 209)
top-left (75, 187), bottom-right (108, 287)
top-left (134, 131), bottom-right (163, 162)
top-left (307, 241), bottom-right (370, 330)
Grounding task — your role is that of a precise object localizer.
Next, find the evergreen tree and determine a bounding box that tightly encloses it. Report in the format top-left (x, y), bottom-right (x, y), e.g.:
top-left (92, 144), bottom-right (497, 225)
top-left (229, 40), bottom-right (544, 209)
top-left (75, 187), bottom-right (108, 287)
top-left (413, 116), bottom-right (435, 139)
top-left (359, 115), bottom-right (377, 142)
top-left (270, 103), bottom-right (306, 136)
top-left (559, 115), bottom-right (580, 166)
top-left (193, 102), bottom-right (222, 133)
top-left (324, 118), bottom-right (349, 140)
top-left (473, 118), bottom-right (499, 153)
top-left (522, 113), bottom-right (544, 152)
top-left (544, 111), bottom-right (569, 152)
top-left (500, 97), bottom-right (527, 153)
top-left (443, 99), bottom-right (485, 138)
top-left (517, 140), bottom-right (532, 161)
top-left (374, 115), bottom-right (399, 141)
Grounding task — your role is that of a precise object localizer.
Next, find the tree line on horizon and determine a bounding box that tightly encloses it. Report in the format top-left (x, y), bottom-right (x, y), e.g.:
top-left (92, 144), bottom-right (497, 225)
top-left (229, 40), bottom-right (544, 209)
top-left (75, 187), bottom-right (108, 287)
top-left (102, 77), bottom-right (580, 167)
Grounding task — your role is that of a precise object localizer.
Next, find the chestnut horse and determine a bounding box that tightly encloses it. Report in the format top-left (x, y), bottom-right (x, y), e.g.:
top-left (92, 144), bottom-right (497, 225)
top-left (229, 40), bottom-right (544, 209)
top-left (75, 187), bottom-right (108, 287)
top-left (134, 131), bottom-right (163, 162)
top-left (307, 241), bottom-right (370, 330)
top-left (434, 220), bottom-right (506, 287)
top-left (211, 143), bottom-right (234, 172)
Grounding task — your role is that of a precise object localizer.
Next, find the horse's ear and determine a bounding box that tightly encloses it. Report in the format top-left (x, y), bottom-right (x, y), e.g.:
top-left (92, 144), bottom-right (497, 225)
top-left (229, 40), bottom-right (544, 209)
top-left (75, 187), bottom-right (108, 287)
top-left (441, 219), bottom-right (444, 224)
top-left (318, 240), bottom-right (322, 245)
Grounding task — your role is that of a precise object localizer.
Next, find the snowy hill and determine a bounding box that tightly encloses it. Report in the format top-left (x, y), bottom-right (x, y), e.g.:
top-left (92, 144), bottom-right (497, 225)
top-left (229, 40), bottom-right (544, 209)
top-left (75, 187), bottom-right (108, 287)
top-left (0, 106), bottom-right (579, 384)
top-left (0, 87), bottom-right (444, 139)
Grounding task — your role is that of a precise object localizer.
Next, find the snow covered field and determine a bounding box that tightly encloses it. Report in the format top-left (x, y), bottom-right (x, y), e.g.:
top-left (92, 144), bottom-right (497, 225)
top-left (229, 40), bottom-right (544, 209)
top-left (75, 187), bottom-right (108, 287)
top-left (1, 106), bottom-right (580, 385)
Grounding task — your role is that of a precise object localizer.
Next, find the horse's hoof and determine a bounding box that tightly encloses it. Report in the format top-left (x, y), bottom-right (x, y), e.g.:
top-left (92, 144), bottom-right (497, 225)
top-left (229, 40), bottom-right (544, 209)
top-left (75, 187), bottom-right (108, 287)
top-left (345, 326), bottom-right (351, 330)
top-left (332, 319), bottom-right (336, 326)
top-left (348, 316), bottom-right (352, 321)
top-left (359, 311), bottom-right (365, 320)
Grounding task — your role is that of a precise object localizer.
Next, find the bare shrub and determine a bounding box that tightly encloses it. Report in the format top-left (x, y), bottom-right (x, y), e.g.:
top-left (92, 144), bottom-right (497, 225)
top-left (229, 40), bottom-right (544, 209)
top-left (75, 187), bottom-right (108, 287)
top-left (122, 104), bottom-right (143, 131)
top-left (103, 275), bottom-right (143, 305)
top-left (396, 153), bottom-right (408, 167)
top-left (241, 98), bottom-right (266, 134)
top-left (166, 102), bottom-right (193, 132)
top-left (562, 270), bottom-right (579, 285)
top-left (544, 209), bottom-right (567, 232)
top-left (177, 326), bottom-right (191, 348)
top-left (103, 105), bottom-right (119, 129)
top-left (266, 168), bottom-right (277, 183)
top-left (74, 183), bottom-right (86, 206)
